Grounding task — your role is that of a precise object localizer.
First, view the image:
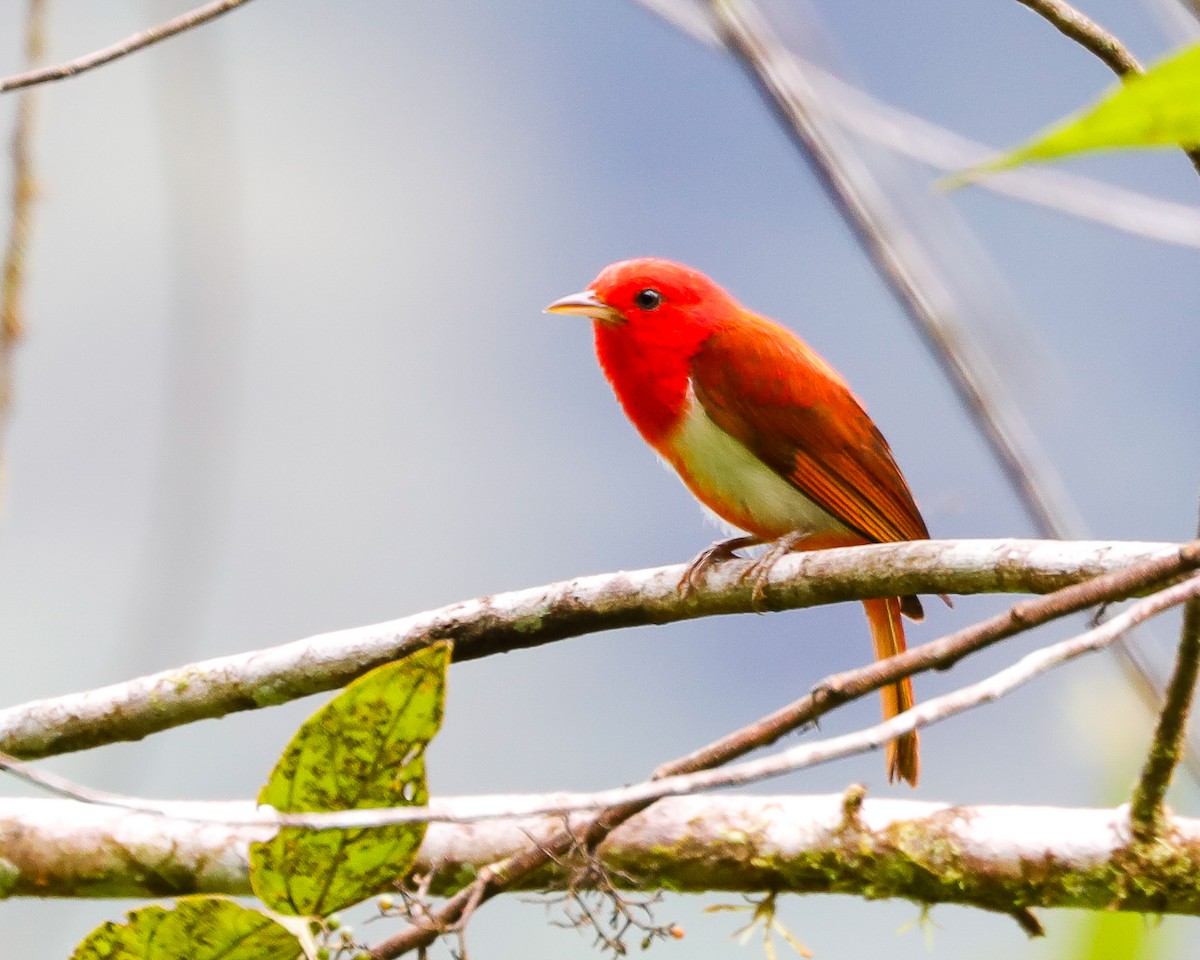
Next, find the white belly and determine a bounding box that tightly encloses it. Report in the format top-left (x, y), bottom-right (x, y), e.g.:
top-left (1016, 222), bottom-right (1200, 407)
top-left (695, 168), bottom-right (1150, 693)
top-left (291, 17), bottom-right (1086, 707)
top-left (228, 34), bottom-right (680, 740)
top-left (664, 394), bottom-right (853, 540)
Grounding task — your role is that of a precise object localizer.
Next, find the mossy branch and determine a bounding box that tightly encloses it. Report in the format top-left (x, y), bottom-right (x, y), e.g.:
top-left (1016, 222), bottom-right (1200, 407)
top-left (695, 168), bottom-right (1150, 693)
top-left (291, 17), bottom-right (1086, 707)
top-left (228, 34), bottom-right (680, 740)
top-left (6, 794), bottom-right (1200, 924)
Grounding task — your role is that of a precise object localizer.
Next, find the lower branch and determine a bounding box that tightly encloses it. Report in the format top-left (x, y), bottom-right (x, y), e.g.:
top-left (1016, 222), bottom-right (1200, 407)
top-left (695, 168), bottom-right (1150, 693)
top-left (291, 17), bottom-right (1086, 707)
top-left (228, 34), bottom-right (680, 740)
top-left (8, 795), bottom-right (1200, 919)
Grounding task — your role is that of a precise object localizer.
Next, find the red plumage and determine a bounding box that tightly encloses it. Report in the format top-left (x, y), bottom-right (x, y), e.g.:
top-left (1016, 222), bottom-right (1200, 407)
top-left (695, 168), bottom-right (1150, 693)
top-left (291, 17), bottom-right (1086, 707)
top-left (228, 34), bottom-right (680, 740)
top-left (548, 258), bottom-right (928, 786)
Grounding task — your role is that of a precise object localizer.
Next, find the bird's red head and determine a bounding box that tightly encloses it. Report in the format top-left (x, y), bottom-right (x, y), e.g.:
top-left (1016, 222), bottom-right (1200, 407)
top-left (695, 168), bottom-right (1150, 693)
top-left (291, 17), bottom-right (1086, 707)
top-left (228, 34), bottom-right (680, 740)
top-left (546, 258), bottom-right (739, 443)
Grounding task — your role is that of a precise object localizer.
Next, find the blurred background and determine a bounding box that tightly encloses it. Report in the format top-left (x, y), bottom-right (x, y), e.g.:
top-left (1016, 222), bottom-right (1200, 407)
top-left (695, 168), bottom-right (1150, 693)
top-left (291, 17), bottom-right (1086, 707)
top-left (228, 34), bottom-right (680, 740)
top-left (0, 0), bottom-right (1198, 956)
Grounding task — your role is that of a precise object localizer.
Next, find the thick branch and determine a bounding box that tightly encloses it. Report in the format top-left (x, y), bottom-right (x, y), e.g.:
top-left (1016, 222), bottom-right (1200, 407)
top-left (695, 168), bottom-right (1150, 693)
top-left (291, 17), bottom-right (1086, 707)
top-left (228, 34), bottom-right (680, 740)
top-left (9, 796), bottom-right (1200, 920)
top-left (0, 539), bottom-right (1180, 761)
top-left (0, 0), bottom-right (257, 94)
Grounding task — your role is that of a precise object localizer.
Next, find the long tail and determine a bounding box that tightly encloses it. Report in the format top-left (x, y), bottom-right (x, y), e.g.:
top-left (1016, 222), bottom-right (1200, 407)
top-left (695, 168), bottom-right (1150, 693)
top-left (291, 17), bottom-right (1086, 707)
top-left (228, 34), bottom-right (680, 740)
top-left (862, 597), bottom-right (920, 786)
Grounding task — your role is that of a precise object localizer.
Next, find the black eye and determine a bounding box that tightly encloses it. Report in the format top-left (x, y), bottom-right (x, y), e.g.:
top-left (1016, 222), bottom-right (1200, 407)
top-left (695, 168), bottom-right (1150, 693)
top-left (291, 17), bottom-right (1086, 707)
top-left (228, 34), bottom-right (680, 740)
top-left (633, 288), bottom-right (662, 310)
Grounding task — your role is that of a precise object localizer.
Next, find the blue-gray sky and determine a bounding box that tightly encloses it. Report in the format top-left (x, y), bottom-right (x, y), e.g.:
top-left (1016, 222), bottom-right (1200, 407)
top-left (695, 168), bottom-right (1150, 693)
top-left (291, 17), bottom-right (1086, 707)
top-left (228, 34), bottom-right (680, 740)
top-left (0, 1), bottom-right (1197, 956)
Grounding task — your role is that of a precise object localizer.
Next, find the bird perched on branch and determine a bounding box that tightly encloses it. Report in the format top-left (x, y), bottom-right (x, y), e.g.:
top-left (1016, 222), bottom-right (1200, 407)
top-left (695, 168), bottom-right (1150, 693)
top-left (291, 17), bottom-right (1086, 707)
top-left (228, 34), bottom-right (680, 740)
top-left (546, 258), bottom-right (930, 786)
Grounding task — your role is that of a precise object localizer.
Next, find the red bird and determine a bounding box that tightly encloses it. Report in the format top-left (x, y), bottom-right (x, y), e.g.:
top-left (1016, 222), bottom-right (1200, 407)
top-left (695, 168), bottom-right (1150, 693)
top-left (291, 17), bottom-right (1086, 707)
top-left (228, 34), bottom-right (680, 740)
top-left (547, 258), bottom-right (930, 786)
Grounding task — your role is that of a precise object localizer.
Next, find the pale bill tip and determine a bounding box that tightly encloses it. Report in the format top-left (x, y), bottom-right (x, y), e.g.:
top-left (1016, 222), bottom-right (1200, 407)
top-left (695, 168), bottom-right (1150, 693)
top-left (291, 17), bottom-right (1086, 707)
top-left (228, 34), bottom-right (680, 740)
top-left (543, 290), bottom-right (622, 324)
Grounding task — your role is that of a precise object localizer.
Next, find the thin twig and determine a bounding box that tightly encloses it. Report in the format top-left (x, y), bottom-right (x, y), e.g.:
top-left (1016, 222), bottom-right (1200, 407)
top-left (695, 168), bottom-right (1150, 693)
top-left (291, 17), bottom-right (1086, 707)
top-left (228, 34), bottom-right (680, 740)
top-left (366, 575), bottom-right (1200, 958)
top-left (1129, 507), bottom-right (1200, 839)
top-left (0, 0), bottom-right (257, 94)
top-left (0, 0), bottom-right (47, 507)
top-left (810, 64), bottom-right (1200, 249)
top-left (1013, 0), bottom-right (1142, 74)
top-left (706, 0), bottom-right (1200, 788)
top-left (1012, 0), bottom-right (1200, 176)
top-left (708, 0), bottom-right (1084, 559)
top-left (636, 0), bottom-right (1200, 249)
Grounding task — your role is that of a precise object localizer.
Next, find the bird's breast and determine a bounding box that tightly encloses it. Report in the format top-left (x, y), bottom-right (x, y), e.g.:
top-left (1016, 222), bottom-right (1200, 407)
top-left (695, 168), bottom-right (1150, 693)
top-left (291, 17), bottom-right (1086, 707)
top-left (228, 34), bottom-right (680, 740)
top-left (659, 390), bottom-right (854, 542)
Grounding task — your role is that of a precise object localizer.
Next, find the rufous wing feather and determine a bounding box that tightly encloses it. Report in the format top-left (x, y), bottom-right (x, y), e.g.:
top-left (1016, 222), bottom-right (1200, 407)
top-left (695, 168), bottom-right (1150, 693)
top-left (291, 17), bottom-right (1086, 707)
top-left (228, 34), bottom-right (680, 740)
top-left (691, 313), bottom-right (924, 785)
top-left (689, 313), bottom-right (929, 545)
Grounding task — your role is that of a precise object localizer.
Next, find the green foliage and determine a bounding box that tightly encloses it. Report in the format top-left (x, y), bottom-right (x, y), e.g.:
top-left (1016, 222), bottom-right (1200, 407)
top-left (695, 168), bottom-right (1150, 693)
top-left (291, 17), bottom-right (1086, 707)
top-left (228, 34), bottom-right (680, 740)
top-left (951, 41), bottom-right (1200, 183)
top-left (1068, 911), bottom-right (1164, 960)
top-left (70, 897), bottom-right (300, 960)
top-left (249, 641), bottom-right (451, 917)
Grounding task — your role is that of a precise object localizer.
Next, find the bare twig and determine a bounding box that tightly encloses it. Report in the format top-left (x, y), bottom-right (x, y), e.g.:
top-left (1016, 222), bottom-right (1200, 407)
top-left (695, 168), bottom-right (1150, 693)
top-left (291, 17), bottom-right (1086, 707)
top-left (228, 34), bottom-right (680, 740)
top-left (0, 0), bottom-right (47, 505)
top-left (1130, 508), bottom-right (1200, 839)
top-left (708, 0), bottom-right (1084, 556)
top-left (0, 539), bottom-right (1178, 761)
top-left (217, 574), bottom-right (1200, 830)
top-left (706, 0), bottom-right (1200, 789)
top-left (810, 64), bottom-right (1200, 249)
top-left (1130, 589), bottom-right (1200, 838)
top-left (636, 0), bottom-right (1200, 248)
top-left (0, 0), bottom-right (257, 94)
top-left (1013, 0), bottom-right (1142, 74)
top-left (1012, 0), bottom-right (1200, 176)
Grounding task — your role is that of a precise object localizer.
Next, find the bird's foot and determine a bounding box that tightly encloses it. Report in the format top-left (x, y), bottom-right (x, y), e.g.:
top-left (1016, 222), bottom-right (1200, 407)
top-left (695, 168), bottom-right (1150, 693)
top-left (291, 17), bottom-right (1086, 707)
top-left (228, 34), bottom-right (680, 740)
top-left (678, 535), bottom-right (761, 598)
top-left (741, 530), bottom-right (808, 608)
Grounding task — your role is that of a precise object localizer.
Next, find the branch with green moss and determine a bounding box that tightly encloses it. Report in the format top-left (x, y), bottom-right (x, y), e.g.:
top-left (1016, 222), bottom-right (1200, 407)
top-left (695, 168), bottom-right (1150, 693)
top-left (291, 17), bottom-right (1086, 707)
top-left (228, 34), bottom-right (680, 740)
top-left (8, 794), bottom-right (1200, 924)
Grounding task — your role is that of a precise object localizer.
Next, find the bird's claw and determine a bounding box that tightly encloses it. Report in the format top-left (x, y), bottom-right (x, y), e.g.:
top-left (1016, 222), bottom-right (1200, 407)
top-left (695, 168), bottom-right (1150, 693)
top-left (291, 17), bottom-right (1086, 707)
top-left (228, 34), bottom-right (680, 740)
top-left (678, 535), bottom-right (760, 599)
top-left (739, 531), bottom-right (807, 610)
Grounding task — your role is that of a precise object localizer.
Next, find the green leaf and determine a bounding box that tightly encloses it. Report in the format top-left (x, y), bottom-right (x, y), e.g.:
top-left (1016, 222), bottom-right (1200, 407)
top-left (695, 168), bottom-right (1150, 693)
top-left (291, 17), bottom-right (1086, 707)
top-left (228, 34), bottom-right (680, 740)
top-left (949, 41), bottom-right (1200, 184)
top-left (249, 641), bottom-right (450, 917)
top-left (1068, 911), bottom-right (1164, 960)
top-left (70, 897), bottom-right (300, 960)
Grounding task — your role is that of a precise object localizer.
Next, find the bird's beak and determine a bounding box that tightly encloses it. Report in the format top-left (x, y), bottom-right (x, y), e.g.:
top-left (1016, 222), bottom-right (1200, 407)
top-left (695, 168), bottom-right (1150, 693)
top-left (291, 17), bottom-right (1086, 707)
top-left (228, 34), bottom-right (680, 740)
top-left (544, 290), bottom-right (623, 325)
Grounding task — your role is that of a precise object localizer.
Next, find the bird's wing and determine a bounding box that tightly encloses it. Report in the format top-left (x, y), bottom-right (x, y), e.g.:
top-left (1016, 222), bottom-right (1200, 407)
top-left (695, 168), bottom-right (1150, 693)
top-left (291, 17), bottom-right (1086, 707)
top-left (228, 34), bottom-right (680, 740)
top-left (689, 313), bottom-right (929, 545)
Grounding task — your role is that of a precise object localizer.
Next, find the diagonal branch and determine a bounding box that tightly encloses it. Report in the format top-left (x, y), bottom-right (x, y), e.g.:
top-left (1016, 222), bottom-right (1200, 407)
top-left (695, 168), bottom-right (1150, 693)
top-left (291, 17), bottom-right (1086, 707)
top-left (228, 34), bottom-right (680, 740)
top-left (0, 539), bottom-right (1182, 761)
top-left (0, 0), bottom-right (257, 95)
top-left (635, 0), bottom-right (1200, 248)
top-left (1012, 0), bottom-right (1200, 176)
top-left (705, 0), bottom-right (1200, 790)
top-left (367, 573), bottom-right (1200, 957)
top-left (708, 0), bottom-right (1084, 540)
top-left (1130, 507), bottom-right (1200, 839)
top-left (1013, 0), bottom-right (1142, 74)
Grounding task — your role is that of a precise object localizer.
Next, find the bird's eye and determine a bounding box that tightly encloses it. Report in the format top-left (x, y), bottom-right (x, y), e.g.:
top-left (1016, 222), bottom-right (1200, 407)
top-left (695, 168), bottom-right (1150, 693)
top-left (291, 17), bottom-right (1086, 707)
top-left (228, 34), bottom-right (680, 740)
top-left (633, 288), bottom-right (662, 310)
